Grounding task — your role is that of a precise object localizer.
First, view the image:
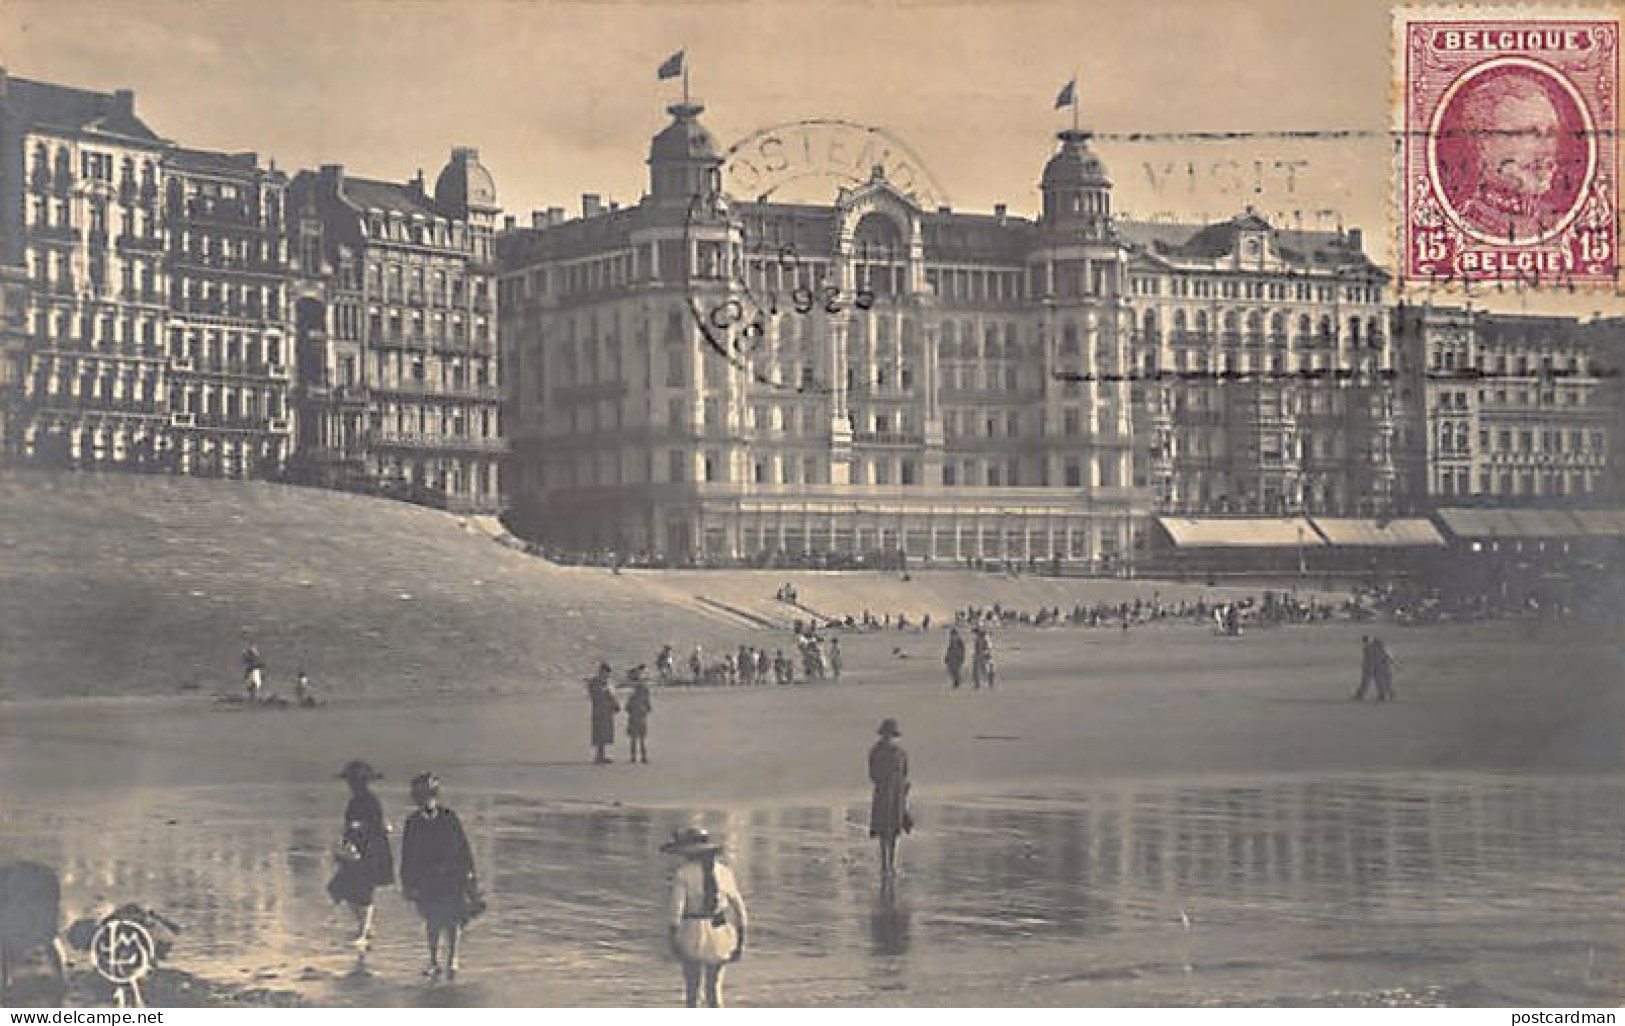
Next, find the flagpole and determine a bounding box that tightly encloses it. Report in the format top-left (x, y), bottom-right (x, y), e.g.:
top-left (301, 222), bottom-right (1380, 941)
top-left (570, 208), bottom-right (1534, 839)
top-left (683, 52), bottom-right (690, 106)
top-left (1072, 69), bottom-right (1079, 132)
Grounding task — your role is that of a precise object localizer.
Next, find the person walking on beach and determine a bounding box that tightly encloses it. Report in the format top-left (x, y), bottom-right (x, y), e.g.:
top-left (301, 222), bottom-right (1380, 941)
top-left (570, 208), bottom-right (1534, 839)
top-left (868, 718), bottom-right (912, 877)
top-left (400, 773), bottom-right (482, 981)
top-left (829, 637), bottom-right (843, 682)
top-left (1372, 637), bottom-right (1396, 701)
top-left (971, 627), bottom-right (994, 690)
top-left (626, 679), bottom-right (652, 764)
top-left (242, 642), bottom-right (265, 704)
top-left (944, 629), bottom-right (966, 689)
top-left (588, 667), bottom-right (621, 764)
top-left (1352, 636), bottom-right (1375, 700)
top-left (326, 760), bottom-right (394, 960)
top-left (661, 827), bottom-right (747, 1008)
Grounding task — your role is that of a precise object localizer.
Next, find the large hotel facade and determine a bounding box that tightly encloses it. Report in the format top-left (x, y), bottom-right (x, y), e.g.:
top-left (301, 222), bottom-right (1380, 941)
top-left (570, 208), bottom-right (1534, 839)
top-left (497, 101), bottom-right (1403, 564)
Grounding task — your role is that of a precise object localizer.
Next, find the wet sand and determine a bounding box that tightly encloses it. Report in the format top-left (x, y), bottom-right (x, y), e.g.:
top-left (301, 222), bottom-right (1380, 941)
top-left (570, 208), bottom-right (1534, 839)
top-left (1, 621), bottom-right (1621, 1006)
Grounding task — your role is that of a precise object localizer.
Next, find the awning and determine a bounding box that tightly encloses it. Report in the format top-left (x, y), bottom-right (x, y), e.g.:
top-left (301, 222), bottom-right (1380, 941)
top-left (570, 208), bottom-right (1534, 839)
top-left (1156, 517), bottom-right (1323, 549)
top-left (1436, 508), bottom-right (1601, 540)
top-left (1568, 510), bottom-right (1625, 538)
top-left (1310, 518), bottom-right (1446, 548)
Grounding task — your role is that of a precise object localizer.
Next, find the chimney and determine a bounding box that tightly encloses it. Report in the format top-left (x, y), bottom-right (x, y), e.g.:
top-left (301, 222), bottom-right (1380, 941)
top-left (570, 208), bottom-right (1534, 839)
top-left (1347, 227), bottom-right (1364, 251)
top-left (112, 88), bottom-right (134, 118)
top-left (319, 163), bottom-right (345, 187)
top-left (531, 210), bottom-right (548, 229)
top-left (937, 205), bottom-right (951, 214)
top-left (994, 203), bottom-right (1007, 225)
top-left (547, 206), bottom-right (565, 226)
top-left (503, 214), bottom-right (516, 232)
top-left (582, 193), bottom-right (602, 218)
top-left (412, 169), bottom-right (426, 193)
top-left (0, 67), bottom-right (10, 100)
top-left (609, 200), bottom-right (619, 214)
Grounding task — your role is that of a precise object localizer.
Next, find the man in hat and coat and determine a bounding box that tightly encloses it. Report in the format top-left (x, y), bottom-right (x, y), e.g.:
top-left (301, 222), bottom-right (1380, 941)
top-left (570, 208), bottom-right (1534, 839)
top-left (868, 718), bottom-right (912, 877)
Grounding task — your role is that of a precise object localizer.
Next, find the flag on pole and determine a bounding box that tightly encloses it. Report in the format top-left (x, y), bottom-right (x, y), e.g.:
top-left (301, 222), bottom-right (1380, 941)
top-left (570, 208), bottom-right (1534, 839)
top-left (657, 50), bottom-right (686, 81)
top-left (1054, 77), bottom-right (1076, 110)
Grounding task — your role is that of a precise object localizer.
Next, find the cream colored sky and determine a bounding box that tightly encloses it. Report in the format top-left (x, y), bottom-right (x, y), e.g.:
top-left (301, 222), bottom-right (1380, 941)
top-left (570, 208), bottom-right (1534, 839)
top-left (2, 0), bottom-right (1618, 312)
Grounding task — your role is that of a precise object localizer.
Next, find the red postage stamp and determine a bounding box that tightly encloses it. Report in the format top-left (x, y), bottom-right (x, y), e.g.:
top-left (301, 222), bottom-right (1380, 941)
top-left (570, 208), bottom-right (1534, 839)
top-left (1399, 11), bottom-right (1619, 286)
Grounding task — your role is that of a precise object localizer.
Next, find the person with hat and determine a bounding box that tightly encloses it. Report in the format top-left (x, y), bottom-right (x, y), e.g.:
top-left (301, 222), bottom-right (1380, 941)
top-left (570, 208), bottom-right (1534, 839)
top-left (943, 629), bottom-right (966, 688)
top-left (626, 678), bottom-right (653, 764)
top-left (869, 718), bottom-right (913, 877)
top-left (326, 760), bottom-right (394, 959)
top-left (400, 772), bottom-right (481, 981)
top-left (660, 827), bottom-right (747, 1008)
top-left (587, 667), bottom-right (621, 764)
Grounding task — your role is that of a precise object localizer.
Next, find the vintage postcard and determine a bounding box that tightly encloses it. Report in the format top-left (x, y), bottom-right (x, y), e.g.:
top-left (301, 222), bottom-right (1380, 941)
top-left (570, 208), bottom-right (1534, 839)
top-left (0, 0), bottom-right (1619, 1013)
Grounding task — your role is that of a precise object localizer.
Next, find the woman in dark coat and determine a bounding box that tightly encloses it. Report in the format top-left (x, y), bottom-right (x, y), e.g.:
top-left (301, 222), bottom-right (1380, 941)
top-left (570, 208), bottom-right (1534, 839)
top-left (588, 665), bottom-right (620, 764)
top-left (327, 760), bottom-right (395, 958)
top-left (400, 773), bottom-right (481, 980)
top-left (868, 718), bottom-right (912, 877)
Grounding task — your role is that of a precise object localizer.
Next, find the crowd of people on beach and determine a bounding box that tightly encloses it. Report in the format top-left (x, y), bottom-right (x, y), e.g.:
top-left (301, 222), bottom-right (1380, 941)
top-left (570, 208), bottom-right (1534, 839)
top-left (648, 632), bottom-right (844, 690)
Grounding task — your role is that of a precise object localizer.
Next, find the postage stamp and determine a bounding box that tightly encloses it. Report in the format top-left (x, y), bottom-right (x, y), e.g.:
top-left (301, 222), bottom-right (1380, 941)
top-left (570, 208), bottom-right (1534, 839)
top-left (1397, 8), bottom-right (1619, 286)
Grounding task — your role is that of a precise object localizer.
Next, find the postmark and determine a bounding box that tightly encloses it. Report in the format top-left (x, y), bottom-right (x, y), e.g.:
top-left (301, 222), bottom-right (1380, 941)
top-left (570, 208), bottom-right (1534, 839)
top-left (687, 121), bottom-right (949, 398)
top-left (722, 119), bottom-right (949, 209)
top-left (1398, 9), bottom-right (1619, 287)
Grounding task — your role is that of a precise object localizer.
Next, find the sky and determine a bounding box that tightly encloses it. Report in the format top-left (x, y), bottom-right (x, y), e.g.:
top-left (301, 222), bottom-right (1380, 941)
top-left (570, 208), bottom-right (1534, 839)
top-left (2, 0), bottom-right (1619, 314)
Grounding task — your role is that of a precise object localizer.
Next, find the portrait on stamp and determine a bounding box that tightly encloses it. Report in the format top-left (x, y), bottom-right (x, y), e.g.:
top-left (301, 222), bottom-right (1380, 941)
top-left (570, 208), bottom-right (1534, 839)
top-left (1400, 15), bottom-right (1618, 284)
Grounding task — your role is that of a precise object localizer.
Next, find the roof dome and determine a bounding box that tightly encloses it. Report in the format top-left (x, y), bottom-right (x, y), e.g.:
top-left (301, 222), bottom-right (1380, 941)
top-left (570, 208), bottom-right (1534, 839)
top-left (650, 103), bottom-right (719, 164)
top-left (435, 146), bottom-right (498, 215)
top-left (1041, 129), bottom-right (1109, 189)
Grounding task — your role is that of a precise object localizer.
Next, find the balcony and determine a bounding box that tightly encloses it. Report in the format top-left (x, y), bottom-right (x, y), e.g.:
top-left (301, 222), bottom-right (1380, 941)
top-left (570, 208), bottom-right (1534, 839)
top-left (852, 431), bottom-right (923, 446)
top-left (366, 430), bottom-right (508, 454)
top-left (117, 233), bottom-right (167, 255)
top-left (32, 224), bottom-right (80, 246)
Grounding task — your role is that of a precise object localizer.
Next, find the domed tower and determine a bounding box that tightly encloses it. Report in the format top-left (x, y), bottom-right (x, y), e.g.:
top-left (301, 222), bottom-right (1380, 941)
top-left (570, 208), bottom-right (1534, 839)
top-left (1040, 128), bottom-right (1112, 238)
top-left (1029, 126), bottom-right (1137, 554)
top-left (435, 146), bottom-right (500, 261)
top-left (648, 102), bottom-right (724, 209)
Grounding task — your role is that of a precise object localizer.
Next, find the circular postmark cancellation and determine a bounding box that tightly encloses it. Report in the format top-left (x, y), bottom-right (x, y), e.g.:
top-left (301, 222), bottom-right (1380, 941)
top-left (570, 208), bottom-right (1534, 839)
top-left (722, 119), bottom-right (949, 210)
top-left (1400, 16), bottom-right (1619, 288)
top-left (686, 120), bottom-right (950, 398)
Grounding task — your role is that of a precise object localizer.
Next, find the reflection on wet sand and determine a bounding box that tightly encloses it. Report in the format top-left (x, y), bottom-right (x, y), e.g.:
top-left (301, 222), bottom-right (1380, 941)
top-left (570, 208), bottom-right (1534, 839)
top-left (2, 775), bottom-right (1619, 1006)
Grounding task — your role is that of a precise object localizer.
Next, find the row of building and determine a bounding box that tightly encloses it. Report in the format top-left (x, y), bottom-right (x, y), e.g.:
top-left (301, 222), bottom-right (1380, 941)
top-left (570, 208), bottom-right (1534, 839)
top-left (0, 69), bottom-right (504, 511)
top-left (1, 70), bottom-right (1621, 560)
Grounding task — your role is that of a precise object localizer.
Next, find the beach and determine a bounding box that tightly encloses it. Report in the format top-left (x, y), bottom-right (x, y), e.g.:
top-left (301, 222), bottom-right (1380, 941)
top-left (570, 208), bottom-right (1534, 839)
top-left (2, 619), bottom-right (1620, 1006)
